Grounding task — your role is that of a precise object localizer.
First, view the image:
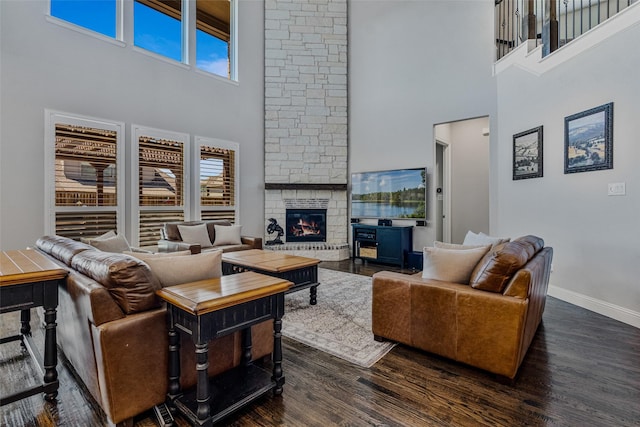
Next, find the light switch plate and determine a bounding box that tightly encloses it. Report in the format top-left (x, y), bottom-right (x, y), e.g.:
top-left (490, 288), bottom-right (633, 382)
top-left (608, 182), bottom-right (626, 196)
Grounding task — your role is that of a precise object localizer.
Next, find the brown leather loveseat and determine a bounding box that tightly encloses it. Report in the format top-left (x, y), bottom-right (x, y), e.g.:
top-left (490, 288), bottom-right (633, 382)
top-left (372, 235), bottom-right (553, 379)
top-left (36, 235), bottom-right (273, 426)
top-left (158, 220), bottom-right (262, 254)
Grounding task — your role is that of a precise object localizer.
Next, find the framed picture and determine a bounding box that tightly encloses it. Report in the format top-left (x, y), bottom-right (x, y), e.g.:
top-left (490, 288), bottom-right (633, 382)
top-left (564, 102), bottom-right (613, 174)
top-left (513, 126), bottom-right (543, 180)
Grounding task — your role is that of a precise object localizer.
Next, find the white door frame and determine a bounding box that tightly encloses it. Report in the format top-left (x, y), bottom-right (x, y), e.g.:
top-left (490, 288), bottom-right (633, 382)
top-left (435, 139), bottom-right (451, 243)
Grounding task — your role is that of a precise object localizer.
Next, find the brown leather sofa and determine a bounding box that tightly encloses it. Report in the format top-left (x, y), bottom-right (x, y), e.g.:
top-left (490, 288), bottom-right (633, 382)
top-left (36, 235), bottom-right (273, 426)
top-left (158, 220), bottom-right (262, 254)
top-left (372, 235), bottom-right (553, 379)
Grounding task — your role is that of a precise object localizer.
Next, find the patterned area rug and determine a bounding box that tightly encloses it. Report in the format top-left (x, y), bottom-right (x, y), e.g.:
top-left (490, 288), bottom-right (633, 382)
top-left (282, 268), bottom-right (396, 368)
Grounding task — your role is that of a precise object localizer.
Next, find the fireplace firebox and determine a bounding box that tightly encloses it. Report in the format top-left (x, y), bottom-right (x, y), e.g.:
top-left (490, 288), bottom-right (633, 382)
top-left (285, 209), bottom-right (327, 242)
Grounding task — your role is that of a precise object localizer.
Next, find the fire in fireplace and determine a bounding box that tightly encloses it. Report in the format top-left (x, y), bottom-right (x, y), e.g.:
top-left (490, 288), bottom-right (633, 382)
top-left (285, 209), bottom-right (327, 242)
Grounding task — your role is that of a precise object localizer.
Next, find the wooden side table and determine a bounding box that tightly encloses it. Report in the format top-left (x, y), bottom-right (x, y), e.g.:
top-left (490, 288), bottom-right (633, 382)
top-left (156, 271), bottom-right (292, 426)
top-left (0, 249), bottom-right (67, 405)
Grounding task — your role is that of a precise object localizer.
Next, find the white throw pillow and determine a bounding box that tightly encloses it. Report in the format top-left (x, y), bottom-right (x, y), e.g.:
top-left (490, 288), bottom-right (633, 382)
top-left (177, 223), bottom-right (213, 248)
top-left (213, 224), bottom-right (242, 246)
top-left (462, 230), bottom-right (509, 247)
top-left (90, 233), bottom-right (131, 253)
top-left (434, 241), bottom-right (489, 250)
top-left (422, 245), bottom-right (491, 283)
top-left (80, 230), bottom-right (116, 245)
top-left (123, 250), bottom-right (191, 261)
top-left (143, 250), bottom-right (222, 287)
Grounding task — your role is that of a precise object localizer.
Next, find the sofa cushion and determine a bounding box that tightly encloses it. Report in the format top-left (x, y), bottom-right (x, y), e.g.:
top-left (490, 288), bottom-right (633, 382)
top-left (36, 235), bottom-right (94, 266)
top-left (422, 245), bottom-right (491, 283)
top-left (71, 250), bottom-right (161, 314)
top-left (89, 233), bottom-right (132, 253)
top-left (213, 224), bottom-right (242, 246)
top-left (177, 223), bottom-right (213, 248)
top-left (142, 250), bottom-right (223, 287)
top-left (463, 231), bottom-right (510, 247)
top-left (469, 235), bottom-right (544, 293)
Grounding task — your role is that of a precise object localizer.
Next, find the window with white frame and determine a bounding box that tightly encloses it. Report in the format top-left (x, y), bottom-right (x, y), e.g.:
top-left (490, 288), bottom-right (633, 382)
top-left (45, 111), bottom-right (125, 240)
top-left (50, 0), bottom-right (118, 38)
top-left (48, 0), bottom-right (235, 79)
top-left (195, 0), bottom-right (233, 78)
top-left (132, 126), bottom-right (189, 247)
top-left (195, 136), bottom-right (238, 222)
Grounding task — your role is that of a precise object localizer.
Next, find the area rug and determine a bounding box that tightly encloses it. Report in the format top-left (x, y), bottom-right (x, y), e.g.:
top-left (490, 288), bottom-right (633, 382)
top-left (282, 268), bottom-right (396, 368)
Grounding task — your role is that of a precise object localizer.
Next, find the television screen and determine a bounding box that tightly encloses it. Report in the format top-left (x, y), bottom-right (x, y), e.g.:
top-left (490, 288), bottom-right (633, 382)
top-left (351, 168), bottom-right (426, 220)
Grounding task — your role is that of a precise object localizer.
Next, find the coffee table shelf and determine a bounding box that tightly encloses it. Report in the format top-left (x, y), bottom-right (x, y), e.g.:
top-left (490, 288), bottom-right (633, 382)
top-left (175, 364), bottom-right (274, 425)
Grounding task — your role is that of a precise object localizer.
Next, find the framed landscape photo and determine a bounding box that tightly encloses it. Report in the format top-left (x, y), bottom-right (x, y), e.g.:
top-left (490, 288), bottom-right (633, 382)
top-left (513, 126), bottom-right (543, 180)
top-left (564, 102), bottom-right (613, 174)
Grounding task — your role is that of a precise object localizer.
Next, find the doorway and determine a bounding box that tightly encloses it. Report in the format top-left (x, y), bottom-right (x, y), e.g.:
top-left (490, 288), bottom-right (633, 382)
top-left (435, 140), bottom-right (451, 243)
top-left (433, 116), bottom-right (490, 243)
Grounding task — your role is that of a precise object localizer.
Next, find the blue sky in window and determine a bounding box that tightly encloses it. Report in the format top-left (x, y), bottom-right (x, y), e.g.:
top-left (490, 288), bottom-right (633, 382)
top-left (51, 0), bottom-right (229, 77)
top-left (51, 0), bottom-right (116, 37)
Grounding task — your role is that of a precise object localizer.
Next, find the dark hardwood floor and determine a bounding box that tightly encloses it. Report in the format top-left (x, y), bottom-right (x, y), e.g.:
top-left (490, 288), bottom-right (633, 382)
top-left (2, 259), bottom-right (639, 426)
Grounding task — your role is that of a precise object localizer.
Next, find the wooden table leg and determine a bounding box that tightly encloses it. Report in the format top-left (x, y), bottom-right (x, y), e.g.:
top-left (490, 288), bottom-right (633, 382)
top-left (195, 342), bottom-right (211, 422)
top-left (272, 316), bottom-right (284, 395)
top-left (20, 309), bottom-right (31, 336)
top-left (241, 328), bottom-right (252, 367)
top-left (43, 281), bottom-right (59, 402)
top-left (309, 285), bottom-right (318, 305)
top-left (167, 308), bottom-right (181, 406)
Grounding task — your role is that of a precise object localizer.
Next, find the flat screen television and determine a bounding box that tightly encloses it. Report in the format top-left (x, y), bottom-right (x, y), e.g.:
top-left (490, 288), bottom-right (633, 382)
top-left (351, 167), bottom-right (426, 220)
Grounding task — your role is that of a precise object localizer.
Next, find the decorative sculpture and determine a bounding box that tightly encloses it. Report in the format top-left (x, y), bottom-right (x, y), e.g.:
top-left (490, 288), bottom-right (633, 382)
top-left (266, 218), bottom-right (284, 245)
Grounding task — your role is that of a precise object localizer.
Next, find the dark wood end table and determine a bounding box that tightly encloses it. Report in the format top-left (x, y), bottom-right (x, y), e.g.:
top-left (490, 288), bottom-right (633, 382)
top-left (156, 271), bottom-right (292, 426)
top-left (222, 249), bottom-right (321, 305)
top-left (0, 249), bottom-right (67, 405)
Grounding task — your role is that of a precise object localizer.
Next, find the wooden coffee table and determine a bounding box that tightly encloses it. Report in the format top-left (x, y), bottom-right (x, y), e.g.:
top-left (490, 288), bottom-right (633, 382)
top-left (222, 249), bottom-right (321, 305)
top-left (0, 249), bottom-right (67, 405)
top-left (156, 271), bottom-right (292, 426)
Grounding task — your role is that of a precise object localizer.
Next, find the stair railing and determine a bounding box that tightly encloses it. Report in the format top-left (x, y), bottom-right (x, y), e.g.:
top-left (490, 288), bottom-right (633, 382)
top-left (496, 0), bottom-right (637, 60)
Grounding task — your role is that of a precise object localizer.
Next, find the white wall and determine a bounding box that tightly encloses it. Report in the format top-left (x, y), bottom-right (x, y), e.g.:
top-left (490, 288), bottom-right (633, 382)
top-left (495, 8), bottom-right (640, 325)
top-left (0, 0), bottom-right (265, 250)
top-left (349, 0), bottom-right (497, 251)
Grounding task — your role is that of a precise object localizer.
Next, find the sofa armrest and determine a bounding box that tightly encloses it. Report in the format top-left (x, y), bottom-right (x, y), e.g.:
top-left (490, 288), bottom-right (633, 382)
top-left (157, 239), bottom-right (201, 254)
top-left (241, 236), bottom-right (263, 249)
top-left (91, 308), bottom-right (170, 424)
top-left (372, 271), bottom-right (417, 345)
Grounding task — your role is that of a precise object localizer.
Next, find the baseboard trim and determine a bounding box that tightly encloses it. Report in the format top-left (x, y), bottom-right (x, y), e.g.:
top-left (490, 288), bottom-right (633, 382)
top-left (548, 285), bottom-right (640, 329)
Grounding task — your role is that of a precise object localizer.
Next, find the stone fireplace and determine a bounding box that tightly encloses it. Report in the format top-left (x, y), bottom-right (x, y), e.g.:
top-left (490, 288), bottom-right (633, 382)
top-left (263, 0), bottom-right (349, 261)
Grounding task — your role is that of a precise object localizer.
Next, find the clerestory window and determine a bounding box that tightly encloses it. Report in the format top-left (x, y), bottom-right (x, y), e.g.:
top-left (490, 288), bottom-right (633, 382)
top-left (48, 0), bottom-right (235, 80)
top-left (50, 0), bottom-right (117, 38)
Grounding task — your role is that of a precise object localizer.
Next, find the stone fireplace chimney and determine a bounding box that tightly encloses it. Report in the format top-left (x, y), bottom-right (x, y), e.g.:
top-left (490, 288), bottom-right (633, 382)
top-left (264, 0), bottom-right (349, 260)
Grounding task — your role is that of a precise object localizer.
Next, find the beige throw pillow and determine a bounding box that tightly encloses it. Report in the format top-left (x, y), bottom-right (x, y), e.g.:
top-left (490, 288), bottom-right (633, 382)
top-left (213, 224), bottom-right (242, 246)
top-left (422, 245), bottom-right (491, 283)
top-left (143, 250), bottom-right (222, 287)
top-left (80, 230), bottom-right (116, 245)
top-left (177, 223), bottom-right (213, 248)
top-left (90, 233), bottom-right (132, 253)
top-left (463, 230), bottom-right (510, 247)
top-left (434, 241), bottom-right (490, 250)
top-left (124, 250), bottom-right (191, 261)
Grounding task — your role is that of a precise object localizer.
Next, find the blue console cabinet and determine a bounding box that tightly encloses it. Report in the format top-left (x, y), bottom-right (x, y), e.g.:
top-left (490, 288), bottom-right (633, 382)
top-left (352, 224), bottom-right (413, 268)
